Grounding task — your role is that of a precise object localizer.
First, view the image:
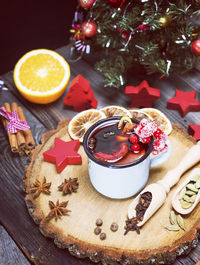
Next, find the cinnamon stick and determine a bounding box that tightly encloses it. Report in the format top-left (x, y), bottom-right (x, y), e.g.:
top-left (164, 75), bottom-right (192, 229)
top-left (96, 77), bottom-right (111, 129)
top-left (17, 106), bottom-right (35, 150)
top-left (11, 102), bottom-right (26, 153)
top-left (24, 149), bottom-right (31, 156)
top-left (3, 102), bottom-right (18, 153)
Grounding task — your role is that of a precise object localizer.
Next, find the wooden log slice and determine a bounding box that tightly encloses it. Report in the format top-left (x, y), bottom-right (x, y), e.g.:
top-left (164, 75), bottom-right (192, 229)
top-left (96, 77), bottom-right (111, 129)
top-left (24, 119), bottom-right (200, 265)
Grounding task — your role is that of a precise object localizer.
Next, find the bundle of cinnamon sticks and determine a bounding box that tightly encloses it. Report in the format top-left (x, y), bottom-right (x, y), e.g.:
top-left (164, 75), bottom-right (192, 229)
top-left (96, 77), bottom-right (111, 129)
top-left (1, 102), bottom-right (35, 156)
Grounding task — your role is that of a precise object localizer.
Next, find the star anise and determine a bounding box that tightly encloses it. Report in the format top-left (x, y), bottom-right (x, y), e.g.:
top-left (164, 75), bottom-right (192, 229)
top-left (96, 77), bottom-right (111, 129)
top-left (58, 177), bottom-right (79, 195)
top-left (29, 176), bottom-right (51, 199)
top-left (45, 200), bottom-right (71, 221)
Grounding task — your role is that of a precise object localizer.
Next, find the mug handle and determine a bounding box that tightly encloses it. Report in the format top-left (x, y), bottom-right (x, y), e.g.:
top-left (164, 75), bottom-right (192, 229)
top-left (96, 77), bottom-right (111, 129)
top-left (150, 140), bottom-right (172, 168)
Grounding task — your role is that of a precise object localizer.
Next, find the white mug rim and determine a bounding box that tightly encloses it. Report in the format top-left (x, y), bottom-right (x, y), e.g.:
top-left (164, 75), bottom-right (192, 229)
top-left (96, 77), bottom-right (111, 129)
top-left (83, 116), bottom-right (154, 169)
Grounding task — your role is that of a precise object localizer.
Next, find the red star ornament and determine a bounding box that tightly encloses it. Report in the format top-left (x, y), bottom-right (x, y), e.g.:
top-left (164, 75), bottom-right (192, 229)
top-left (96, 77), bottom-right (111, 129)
top-left (125, 80), bottom-right (160, 108)
top-left (43, 138), bottom-right (82, 173)
top-left (63, 75), bottom-right (98, 112)
top-left (167, 89), bottom-right (200, 117)
top-left (188, 124), bottom-right (200, 141)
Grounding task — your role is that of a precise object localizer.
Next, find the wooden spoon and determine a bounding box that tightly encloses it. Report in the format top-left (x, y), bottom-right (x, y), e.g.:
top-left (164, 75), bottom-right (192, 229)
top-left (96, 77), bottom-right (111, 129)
top-left (128, 141), bottom-right (200, 227)
top-left (172, 167), bottom-right (200, 215)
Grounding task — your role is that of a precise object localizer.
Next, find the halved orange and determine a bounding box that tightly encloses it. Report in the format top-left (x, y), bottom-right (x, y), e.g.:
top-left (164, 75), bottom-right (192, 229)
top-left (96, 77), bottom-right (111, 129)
top-left (13, 49), bottom-right (71, 104)
top-left (100, 105), bottom-right (131, 118)
top-left (141, 108), bottom-right (172, 135)
top-left (68, 109), bottom-right (106, 142)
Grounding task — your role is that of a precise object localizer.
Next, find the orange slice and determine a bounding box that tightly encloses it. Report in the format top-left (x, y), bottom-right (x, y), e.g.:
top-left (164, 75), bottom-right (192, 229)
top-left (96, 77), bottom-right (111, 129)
top-left (13, 49), bottom-right (71, 104)
top-left (128, 109), bottom-right (153, 122)
top-left (68, 109), bottom-right (106, 142)
top-left (118, 116), bottom-right (133, 129)
top-left (100, 105), bottom-right (131, 118)
top-left (141, 108), bottom-right (172, 135)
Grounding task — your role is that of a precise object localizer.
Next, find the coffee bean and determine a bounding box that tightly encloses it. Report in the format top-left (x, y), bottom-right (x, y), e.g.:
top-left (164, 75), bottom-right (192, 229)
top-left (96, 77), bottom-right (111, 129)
top-left (94, 227), bottom-right (101, 235)
top-left (100, 232), bottom-right (106, 240)
top-left (96, 218), bottom-right (103, 226)
top-left (110, 222), bottom-right (118, 232)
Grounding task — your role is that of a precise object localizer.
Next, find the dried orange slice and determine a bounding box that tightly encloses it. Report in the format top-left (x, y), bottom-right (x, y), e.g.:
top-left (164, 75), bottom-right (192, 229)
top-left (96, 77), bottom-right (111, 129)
top-left (141, 108), bottom-right (172, 135)
top-left (13, 49), bottom-right (70, 104)
top-left (100, 105), bottom-right (131, 118)
top-left (68, 109), bottom-right (106, 142)
top-left (128, 109), bottom-right (153, 122)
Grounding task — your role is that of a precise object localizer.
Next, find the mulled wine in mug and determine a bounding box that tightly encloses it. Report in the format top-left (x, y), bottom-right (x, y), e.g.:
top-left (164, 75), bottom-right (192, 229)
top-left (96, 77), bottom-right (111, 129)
top-left (83, 117), bottom-right (171, 199)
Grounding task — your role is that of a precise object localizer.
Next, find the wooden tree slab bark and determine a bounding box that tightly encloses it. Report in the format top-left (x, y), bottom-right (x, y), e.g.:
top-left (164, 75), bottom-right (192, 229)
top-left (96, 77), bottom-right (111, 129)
top-left (24, 119), bottom-right (200, 265)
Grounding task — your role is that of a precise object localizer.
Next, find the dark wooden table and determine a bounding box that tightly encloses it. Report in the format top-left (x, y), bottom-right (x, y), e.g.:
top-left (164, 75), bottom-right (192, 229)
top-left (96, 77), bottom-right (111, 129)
top-left (0, 45), bottom-right (200, 265)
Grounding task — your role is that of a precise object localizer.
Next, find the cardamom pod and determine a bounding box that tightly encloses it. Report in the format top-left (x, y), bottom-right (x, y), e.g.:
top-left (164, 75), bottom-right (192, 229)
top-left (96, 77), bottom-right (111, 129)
top-left (179, 187), bottom-right (186, 199)
top-left (165, 225), bottom-right (180, 231)
top-left (180, 199), bottom-right (192, 209)
top-left (190, 194), bottom-right (197, 203)
top-left (169, 210), bottom-right (176, 225)
top-left (195, 179), bottom-right (200, 189)
top-left (182, 194), bottom-right (193, 203)
top-left (186, 183), bottom-right (198, 193)
top-left (185, 190), bottom-right (196, 196)
top-left (177, 215), bottom-right (185, 230)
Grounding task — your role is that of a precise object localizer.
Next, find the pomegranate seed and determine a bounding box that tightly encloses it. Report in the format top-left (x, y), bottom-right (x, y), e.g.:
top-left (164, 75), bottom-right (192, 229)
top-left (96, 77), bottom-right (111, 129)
top-left (142, 136), bottom-right (151, 144)
top-left (153, 139), bottom-right (160, 147)
top-left (131, 143), bottom-right (140, 153)
top-left (129, 134), bottom-right (139, 144)
top-left (153, 128), bottom-right (163, 139)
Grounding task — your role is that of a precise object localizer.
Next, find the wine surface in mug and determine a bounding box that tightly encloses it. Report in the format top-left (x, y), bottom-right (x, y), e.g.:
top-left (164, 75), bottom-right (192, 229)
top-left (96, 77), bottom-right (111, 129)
top-left (87, 119), bottom-right (149, 165)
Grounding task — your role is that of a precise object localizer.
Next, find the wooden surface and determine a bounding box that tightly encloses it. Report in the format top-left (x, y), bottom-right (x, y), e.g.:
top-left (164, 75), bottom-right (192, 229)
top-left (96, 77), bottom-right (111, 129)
top-left (0, 45), bottom-right (200, 264)
top-left (24, 119), bottom-right (200, 264)
top-left (0, 225), bottom-right (30, 265)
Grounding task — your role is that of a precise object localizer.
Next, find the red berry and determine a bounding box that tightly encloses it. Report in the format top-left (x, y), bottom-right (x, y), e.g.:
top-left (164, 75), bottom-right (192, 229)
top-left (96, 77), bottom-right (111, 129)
top-left (142, 136), bottom-right (151, 144)
top-left (129, 134), bottom-right (139, 144)
top-left (153, 139), bottom-right (160, 147)
top-left (131, 143), bottom-right (140, 153)
top-left (134, 124), bottom-right (140, 130)
top-left (139, 24), bottom-right (147, 30)
top-left (153, 128), bottom-right (163, 139)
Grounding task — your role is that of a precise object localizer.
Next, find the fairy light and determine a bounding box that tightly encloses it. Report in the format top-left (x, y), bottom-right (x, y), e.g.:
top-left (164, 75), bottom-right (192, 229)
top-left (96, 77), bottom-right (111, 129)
top-left (111, 12), bottom-right (117, 18)
top-left (135, 45), bottom-right (145, 50)
top-left (154, 0), bottom-right (158, 12)
top-left (185, 4), bottom-right (191, 12)
top-left (106, 40), bottom-right (111, 48)
top-left (166, 60), bottom-right (171, 76)
top-left (0, 80), bottom-right (8, 91)
top-left (0, 80), bottom-right (4, 88)
top-left (119, 75), bottom-right (124, 85)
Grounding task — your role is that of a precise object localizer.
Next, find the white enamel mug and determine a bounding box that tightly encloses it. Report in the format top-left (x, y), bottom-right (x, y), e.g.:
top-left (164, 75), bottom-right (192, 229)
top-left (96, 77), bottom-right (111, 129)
top-left (83, 117), bottom-right (171, 199)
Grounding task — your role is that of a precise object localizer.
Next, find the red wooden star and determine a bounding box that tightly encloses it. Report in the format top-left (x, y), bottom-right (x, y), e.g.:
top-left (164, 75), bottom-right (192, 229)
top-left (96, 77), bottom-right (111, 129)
top-left (167, 89), bottom-right (200, 117)
top-left (188, 124), bottom-right (200, 141)
top-left (63, 75), bottom-right (98, 112)
top-left (43, 138), bottom-right (82, 173)
top-left (125, 80), bottom-right (160, 108)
